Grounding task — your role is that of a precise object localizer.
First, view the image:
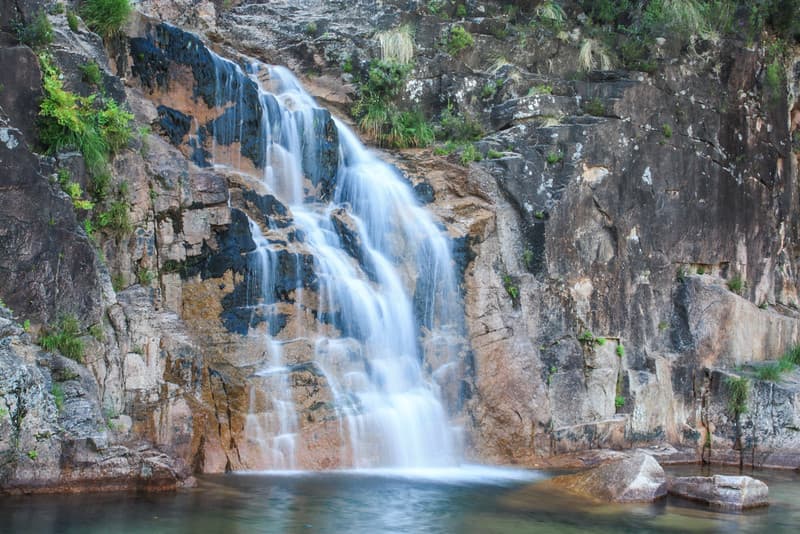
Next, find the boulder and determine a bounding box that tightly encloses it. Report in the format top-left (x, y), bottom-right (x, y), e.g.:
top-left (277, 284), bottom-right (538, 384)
top-left (547, 452), bottom-right (667, 502)
top-left (668, 475), bottom-right (769, 510)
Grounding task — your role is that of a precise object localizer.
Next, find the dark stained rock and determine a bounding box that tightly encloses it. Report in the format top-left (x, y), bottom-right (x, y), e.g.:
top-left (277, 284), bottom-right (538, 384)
top-left (301, 108), bottom-right (339, 201)
top-left (157, 105), bottom-right (192, 146)
top-left (0, 45), bottom-right (41, 143)
top-left (0, 125), bottom-right (103, 326)
top-left (547, 452), bottom-right (668, 503)
top-left (668, 475), bottom-right (769, 510)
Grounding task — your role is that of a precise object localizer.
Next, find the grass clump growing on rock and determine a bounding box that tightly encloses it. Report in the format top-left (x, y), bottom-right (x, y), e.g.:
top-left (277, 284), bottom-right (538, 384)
top-left (15, 10), bottom-right (54, 47)
top-left (80, 61), bottom-right (103, 85)
top-left (41, 315), bottom-right (84, 363)
top-left (727, 274), bottom-right (745, 295)
top-left (352, 60), bottom-right (433, 148)
top-left (583, 97), bottom-right (605, 116)
top-left (725, 375), bottom-right (749, 417)
top-left (445, 25), bottom-right (474, 55)
top-left (80, 0), bottom-right (132, 38)
top-left (67, 11), bottom-right (80, 32)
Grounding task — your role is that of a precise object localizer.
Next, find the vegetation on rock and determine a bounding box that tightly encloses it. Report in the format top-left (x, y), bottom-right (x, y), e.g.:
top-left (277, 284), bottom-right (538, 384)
top-left (41, 315), bottom-right (85, 363)
top-left (80, 0), bottom-right (132, 38)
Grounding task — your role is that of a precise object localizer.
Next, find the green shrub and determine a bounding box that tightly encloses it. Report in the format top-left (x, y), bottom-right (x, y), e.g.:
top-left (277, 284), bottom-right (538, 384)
top-left (456, 4), bottom-right (467, 18)
top-left (67, 11), bottom-right (80, 32)
top-left (90, 171), bottom-right (112, 200)
top-left (304, 22), bottom-right (318, 35)
top-left (15, 10), bottom-right (53, 47)
top-left (27, 450), bottom-right (38, 460)
top-left (662, 124), bottom-right (673, 138)
top-left (80, 0), bottom-right (132, 38)
top-left (80, 61), bottom-right (103, 85)
top-left (579, 331), bottom-right (595, 343)
top-left (487, 149), bottom-right (504, 159)
top-left (446, 25), bottom-right (474, 55)
top-left (615, 395), bottom-right (625, 409)
top-left (41, 315), bottom-right (84, 362)
top-left (616, 343), bottom-right (625, 357)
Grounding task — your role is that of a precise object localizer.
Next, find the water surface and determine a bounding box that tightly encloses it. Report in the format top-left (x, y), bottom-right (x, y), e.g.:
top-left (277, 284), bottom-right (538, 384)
top-left (2, 465), bottom-right (799, 533)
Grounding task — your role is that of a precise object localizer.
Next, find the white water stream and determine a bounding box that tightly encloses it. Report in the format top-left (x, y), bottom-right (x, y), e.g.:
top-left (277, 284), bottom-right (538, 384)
top-left (209, 55), bottom-right (462, 469)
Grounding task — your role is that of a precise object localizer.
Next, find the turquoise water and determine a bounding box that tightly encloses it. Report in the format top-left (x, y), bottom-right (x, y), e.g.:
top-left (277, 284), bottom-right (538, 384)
top-left (1, 465), bottom-right (798, 533)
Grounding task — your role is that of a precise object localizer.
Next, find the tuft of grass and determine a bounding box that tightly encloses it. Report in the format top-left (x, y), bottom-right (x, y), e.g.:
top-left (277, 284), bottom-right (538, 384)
top-left (96, 200), bottom-right (132, 237)
top-left (578, 38), bottom-right (613, 71)
top-left (437, 103), bottom-right (484, 142)
top-left (579, 331), bottom-right (595, 343)
top-left (137, 267), bottom-right (156, 286)
top-left (376, 25), bottom-right (414, 64)
top-left (40, 315), bottom-right (84, 363)
top-left (535, 1), bottom-right (567, 31)
top-left (459, 143), bottom-right (481, 165)
top-left (487, 149), bottom-right (504, 159)
top-left (51, 383), bottom-right (65, 411)
top-left (583, 97), bottom-right (605, 116)
top-left (446, 25), bottom-right (474, 55)
top-left (662, 124), bottom-right (673, 138)
top-left (727, 274), bottom-right (745, 295)
top-left (615, 395), bottom-right (625, 409)
top-left (80, 61), bottom-right (103, 86)
top-left (546, 150), bottom-right (564, 165)
top-left (529, 84), bottom-right (553, 95)
top-left (502, 274), bottom-right (519, 301)
top-left (81, 0), bottom-right (132, 38)
top-left (522, 249), bottom-right (535, 270)
top-left (14, 10), bottom-right (53, 48)
top-left (725, 375), bottom-right (749, 417)
top-left (616, 343), bottom-right (625, 357)
top-left (387, 110), bottom-right (435, 148)
top-left (27, 450), bottom-right (38, 460)
top-left (67, 11), bottom-right (80, 32)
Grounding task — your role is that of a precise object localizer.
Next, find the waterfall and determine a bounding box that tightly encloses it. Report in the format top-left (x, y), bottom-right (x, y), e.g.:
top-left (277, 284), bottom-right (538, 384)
top-left (206, 54), bottom-right (463, 469)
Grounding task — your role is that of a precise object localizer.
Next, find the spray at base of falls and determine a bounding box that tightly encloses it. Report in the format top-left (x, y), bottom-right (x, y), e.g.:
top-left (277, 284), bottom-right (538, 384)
top-left (206, 54), bottom-right (465, 469)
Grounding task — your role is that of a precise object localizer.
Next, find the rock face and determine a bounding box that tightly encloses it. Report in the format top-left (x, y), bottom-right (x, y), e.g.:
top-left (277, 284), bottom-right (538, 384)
top-left (546, 452), bottom-right (667, 503)
top-left (668, 475), bottom-right (769, 510)
top-left (0, 304), bottom-right (189, 493)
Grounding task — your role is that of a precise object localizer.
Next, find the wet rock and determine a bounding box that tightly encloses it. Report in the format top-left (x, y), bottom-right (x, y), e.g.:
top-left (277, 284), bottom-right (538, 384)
top-left (301, 108), bottom-right (339, 201)
top-left (668, 475), bottom-right (769, 510)
top-left (548, 453), bottom-right (667, 503)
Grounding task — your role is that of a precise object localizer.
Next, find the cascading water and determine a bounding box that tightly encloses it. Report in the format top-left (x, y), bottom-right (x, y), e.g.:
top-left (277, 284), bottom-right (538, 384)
top-left (206, 53), bottom-right (463, 470)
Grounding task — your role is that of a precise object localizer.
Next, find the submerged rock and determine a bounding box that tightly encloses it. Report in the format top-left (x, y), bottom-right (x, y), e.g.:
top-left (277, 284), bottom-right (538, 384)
top-left (668, 475), bottom-right (769, 510)
top-left (547, 453), bottom-right (667, 503)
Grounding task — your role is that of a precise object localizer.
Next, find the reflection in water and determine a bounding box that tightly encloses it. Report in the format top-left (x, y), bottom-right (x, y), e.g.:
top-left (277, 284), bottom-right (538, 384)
top-left (1, 466), bottom-right (799, 533)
